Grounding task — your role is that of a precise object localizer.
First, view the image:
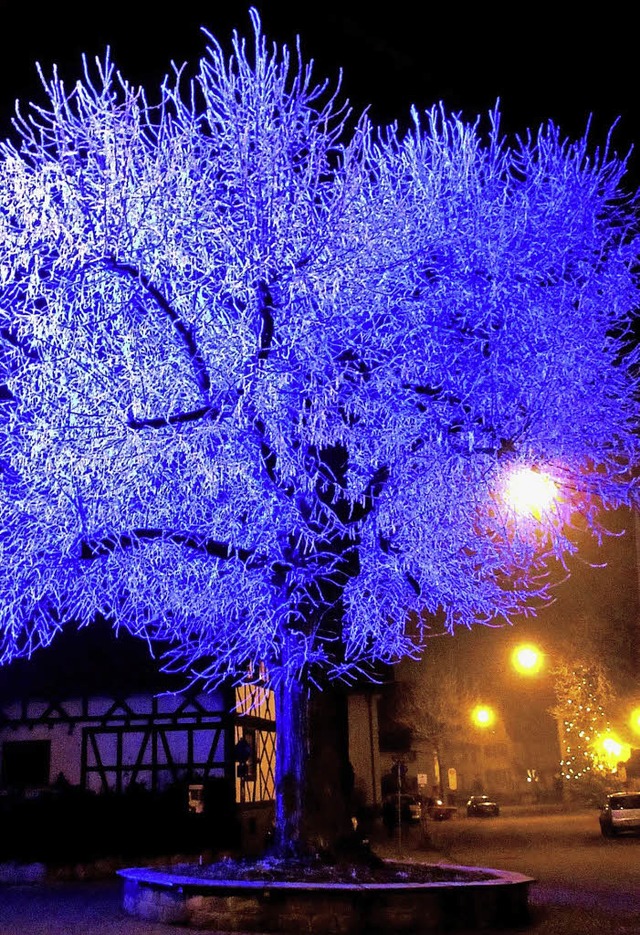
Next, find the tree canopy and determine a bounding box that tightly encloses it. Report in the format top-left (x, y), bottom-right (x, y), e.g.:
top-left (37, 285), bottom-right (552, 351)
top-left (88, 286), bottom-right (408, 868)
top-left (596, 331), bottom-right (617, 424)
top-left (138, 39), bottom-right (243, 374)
top-left (1, 10), bottom-right (639, 690)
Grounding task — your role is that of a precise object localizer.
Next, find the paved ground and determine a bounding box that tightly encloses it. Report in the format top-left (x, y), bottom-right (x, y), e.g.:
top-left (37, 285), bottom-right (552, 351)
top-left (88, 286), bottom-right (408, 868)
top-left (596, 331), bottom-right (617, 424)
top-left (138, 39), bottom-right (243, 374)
top-left (0, 879), bottom-right (183, 935)
top-left (1, 808), bottom-right (639, 933)
top-left (373, 808), bottom-right (640, 934)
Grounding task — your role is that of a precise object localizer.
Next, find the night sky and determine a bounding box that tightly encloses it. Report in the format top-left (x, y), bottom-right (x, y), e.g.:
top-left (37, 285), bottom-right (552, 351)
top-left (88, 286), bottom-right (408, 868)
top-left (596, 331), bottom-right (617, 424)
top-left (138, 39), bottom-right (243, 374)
top-left (0, 2), bottom-right (639, 190)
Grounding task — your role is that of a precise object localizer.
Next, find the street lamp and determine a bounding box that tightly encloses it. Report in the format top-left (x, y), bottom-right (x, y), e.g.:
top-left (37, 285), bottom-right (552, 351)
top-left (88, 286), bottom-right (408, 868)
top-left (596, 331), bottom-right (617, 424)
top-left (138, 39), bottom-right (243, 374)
top-left (471, 704), bottom-right (496, 729)
top-left (470, 704), bottom-right (496, 793)
top-left (511, 643), bottom-right (544, 677)
top-left (504, 466), bottom-right (558, 521)
top-left (596, 735), bottom-right (631, 774)
top-left (509, 641), bottom-right (563, 797)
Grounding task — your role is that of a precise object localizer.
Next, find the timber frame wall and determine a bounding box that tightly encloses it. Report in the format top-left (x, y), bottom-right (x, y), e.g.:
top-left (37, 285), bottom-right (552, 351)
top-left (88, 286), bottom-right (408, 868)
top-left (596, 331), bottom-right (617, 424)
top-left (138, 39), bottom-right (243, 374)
top-left (0, 685), bottom-right (276, 804)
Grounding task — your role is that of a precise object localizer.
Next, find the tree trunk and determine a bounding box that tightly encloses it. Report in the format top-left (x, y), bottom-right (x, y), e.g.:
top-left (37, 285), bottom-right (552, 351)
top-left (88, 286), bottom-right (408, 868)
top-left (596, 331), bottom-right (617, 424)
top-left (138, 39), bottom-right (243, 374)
top-left (272, 678), bottom-right (354, 860)
top-left (273, 678), bottom-right (310, 858)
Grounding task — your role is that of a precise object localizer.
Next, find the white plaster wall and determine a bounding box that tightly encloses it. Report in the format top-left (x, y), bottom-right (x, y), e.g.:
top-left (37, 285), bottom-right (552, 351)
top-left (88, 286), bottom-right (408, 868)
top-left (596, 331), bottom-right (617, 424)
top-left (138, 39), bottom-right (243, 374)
top-left (0, 721), bottom-right (84, 786)
top-left (0, 691), bottom-right (226, 792)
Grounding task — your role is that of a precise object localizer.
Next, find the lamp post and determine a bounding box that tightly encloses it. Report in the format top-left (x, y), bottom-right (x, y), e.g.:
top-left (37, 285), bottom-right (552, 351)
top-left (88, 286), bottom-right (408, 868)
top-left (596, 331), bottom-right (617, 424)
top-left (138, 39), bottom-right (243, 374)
top-left (501, 468), bottom-right (562, 798)
top-left (470, 704), bottom-right (496, 792)
top-left (509, 641), bottom-right (570, 799)
top-left (509, 642), bottom-right (561, 798)
top-left (504, 469), bottom-right (632, 797)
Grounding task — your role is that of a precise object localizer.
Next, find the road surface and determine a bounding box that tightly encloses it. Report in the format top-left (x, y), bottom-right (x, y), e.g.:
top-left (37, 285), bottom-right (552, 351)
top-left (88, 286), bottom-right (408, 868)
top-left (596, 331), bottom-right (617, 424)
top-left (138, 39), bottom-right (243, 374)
top-left (0, 808), bottom-right (638, 933)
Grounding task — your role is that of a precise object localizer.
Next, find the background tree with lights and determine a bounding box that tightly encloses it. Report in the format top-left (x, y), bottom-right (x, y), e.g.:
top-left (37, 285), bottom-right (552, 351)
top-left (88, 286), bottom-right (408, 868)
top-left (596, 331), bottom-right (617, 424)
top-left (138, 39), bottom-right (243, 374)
top-left (551, 662), bottom-right (617, 799)
top-left (1, 11), bottom-right (639, 856)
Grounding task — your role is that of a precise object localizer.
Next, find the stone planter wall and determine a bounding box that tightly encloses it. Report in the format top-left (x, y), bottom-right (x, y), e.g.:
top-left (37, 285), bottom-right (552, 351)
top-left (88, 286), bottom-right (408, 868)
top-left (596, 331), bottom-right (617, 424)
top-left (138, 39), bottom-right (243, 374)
top-left (119, 864), bottom-right (534, 933)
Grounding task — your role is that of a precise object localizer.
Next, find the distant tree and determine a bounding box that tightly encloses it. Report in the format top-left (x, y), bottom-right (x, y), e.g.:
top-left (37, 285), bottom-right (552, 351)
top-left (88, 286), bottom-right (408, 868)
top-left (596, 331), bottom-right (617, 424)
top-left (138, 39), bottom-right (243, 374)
top-left (1, 11), bottom-right (639, 856)
top-left (381, 650), bottom-right (481, 795)
top-left (551, 661), bottom-right (617, 799)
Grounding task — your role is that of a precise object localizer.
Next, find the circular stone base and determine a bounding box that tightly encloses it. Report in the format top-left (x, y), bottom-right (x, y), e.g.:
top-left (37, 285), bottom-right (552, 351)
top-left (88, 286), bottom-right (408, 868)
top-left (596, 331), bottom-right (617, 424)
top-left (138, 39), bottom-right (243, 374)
top-left (118, 862), bottom-right (534, 932)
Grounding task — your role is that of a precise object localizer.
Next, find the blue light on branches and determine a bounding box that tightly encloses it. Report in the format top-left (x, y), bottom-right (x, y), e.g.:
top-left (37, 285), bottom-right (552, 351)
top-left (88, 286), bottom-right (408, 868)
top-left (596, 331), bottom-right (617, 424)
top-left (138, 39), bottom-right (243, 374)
top-left (0, 10), bottom-right (639, 689)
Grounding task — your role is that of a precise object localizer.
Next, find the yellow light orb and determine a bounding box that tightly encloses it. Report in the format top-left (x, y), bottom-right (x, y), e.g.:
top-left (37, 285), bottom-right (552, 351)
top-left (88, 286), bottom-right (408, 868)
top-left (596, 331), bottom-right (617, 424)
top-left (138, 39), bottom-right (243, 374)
top-left (511, 644), bottom-right (544, 676)
top-left (602, 737), bottom-right (622, 758)
top-left (505, 468), bottom-right (558, 520)
top-left (471, 704), bottom-right (496, 729)
top-left (597, 734), bottom-right (631, 766)
top-left (629, 708), bottom-right (640, 735)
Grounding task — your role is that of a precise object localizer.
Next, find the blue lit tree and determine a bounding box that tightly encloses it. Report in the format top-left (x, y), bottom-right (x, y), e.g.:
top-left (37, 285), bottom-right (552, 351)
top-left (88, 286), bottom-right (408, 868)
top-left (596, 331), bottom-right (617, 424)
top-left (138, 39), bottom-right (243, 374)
top-left (1, 11), bottom-right (639, 856)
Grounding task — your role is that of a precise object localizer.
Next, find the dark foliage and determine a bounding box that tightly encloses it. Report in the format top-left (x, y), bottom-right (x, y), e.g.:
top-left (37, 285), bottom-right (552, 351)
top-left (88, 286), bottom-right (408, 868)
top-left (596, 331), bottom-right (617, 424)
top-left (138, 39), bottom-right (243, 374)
top-left (0, 780), bottom-right (239, 864)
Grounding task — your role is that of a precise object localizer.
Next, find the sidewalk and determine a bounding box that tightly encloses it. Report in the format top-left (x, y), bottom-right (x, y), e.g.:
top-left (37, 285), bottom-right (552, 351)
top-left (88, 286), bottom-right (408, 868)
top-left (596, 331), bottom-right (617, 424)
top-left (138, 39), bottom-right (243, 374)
top-left (0, 879), bottom-right (187, 935)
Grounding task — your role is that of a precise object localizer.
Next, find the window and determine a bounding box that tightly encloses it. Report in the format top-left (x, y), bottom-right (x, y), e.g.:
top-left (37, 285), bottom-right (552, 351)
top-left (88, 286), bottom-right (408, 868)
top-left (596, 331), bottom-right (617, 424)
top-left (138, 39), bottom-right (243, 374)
top-left (1, 740), bottom-right (51, 789)
top-left (610, 794), bottom-right (640, 810)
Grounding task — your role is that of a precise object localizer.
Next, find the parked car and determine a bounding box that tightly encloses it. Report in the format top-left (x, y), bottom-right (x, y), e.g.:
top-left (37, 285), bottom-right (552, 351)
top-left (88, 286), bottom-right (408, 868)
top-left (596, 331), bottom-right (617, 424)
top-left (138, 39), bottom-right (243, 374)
top-left (466, 795), bottom-right (500, 817)
top-left (599, 791), bottom-right (640, 837)
top-left (425, 797), bottom-right (457, 821)
top-left (382, 794), bottom-right (422, 828)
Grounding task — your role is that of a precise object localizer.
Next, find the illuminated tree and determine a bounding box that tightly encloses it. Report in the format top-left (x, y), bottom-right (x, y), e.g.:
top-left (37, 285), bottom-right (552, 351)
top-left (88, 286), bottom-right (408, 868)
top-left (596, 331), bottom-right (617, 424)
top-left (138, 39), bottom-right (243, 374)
top-left (1, 11), bottom-right (639, 855)
top-left (551, 662), bottom-right (615, 798)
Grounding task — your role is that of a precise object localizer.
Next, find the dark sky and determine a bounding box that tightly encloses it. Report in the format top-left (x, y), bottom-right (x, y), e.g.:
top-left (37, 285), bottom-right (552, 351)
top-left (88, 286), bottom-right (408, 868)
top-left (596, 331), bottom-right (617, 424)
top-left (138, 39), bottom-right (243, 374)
top-left (0, 1), bottom-right (638, 189)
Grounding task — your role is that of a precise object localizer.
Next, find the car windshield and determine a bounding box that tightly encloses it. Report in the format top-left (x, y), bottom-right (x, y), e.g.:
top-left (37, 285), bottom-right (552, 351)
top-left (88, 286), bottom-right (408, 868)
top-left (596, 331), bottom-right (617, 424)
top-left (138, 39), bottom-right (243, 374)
top-left (609, 794), bottom-right (640, 810)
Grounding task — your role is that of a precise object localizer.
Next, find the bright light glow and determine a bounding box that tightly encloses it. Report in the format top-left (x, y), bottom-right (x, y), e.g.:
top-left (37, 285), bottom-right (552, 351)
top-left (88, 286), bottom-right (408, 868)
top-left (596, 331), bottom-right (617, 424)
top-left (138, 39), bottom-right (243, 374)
top-left (511, 644), bottom-right (544, 676)
top-left (504, 468), bottom-right (558, 520)
top-left (471, 705), bottom-right (496, 729)
top-left (630, 708), bottom-right (640, 735)
top-left (597, 734), bottom-right (631, 768)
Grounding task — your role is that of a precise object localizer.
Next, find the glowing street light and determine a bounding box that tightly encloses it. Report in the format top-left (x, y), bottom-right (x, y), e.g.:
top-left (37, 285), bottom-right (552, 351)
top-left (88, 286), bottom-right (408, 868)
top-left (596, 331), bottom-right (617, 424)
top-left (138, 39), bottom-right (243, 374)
top-left (471, 704), bottom-right (496, 729)
top-left (511, 643), bottom-right (544, 677)
top-left (507, 642), bottom-right (570, 798)
top-left (602, 737), bottom-right (622, 758)
top-left (596, 734), bottom-right (631, 772)
top-left (470, 704), bottom-right (496, 793)
top-left (504, 467), bottom-right (558, 520)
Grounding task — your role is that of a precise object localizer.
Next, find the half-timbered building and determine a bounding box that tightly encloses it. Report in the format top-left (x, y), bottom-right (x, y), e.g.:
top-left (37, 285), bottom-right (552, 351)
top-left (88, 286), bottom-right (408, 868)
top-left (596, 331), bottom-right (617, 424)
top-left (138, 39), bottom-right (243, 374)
top-left (0, 624), bottom-right (276, 854)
